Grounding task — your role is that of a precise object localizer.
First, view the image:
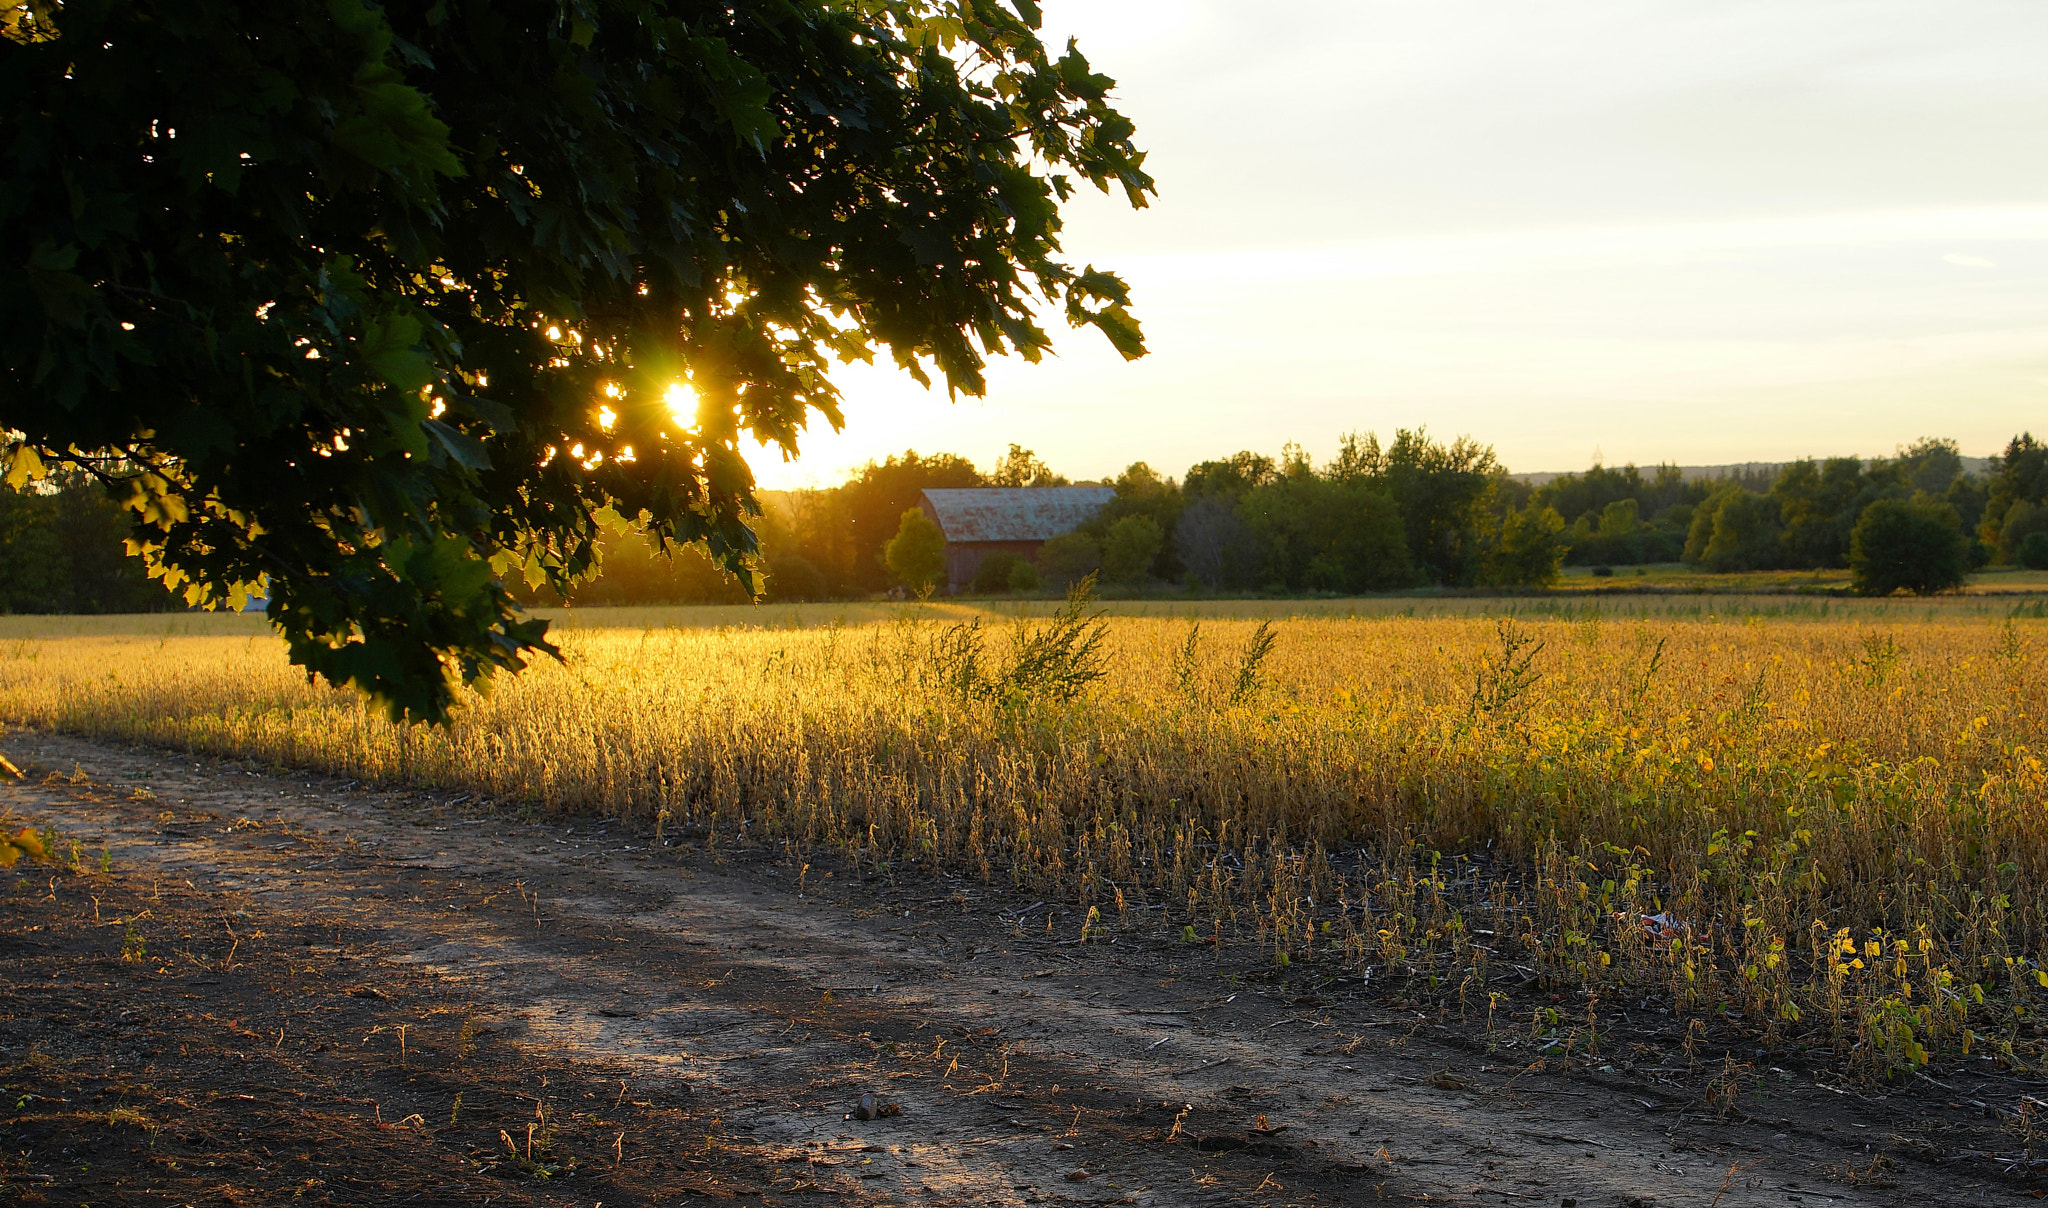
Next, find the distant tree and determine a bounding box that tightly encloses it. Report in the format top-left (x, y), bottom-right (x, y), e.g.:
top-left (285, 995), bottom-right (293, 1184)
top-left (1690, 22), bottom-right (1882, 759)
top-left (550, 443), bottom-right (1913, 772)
top-left (1006, 558), bottom-right (1043, 594)
top-left (3, 0), bottom-right (1150, 720)
top-left (1173, 494), bottom-right (1259, 590)
top-left (1239, 474), bottom-right (1411, 592)
top-left (884, 509), bottom-right (946, 596)
top-left (1354, 429), bottom-right (1500, 586)
top-left (1100, 515), bottom-right (1164, 584)
top-left (825, 452), bottom-right (983, 594)
top-left (1482, 503), bottom-right (1567, 588)
top-left (1898, 437), bottom-right (1965, 496)
top-left (1598, 498), bottom-right (1640, 540)
top-left (1683, 491), bottom-right (1724, 564)
top-left (0, 485), bottom-right (66, 613)
top-left (1993, 500), bottom-right (2048, 566)
top-left (2018, 531), bottom-right (2048, 572)
top-left (1183, 452), bottom-right (1278, 500)
top-left (1771, 457), bottom-right (1873, 569)
top-left (1982, 434), bottom-right (2048, 557)
top-left (1036, 531), bottom-right (1102, 588)
top-left (1702, 492), bottom-right (1783, 573)
top-left (0, 473), bottom-right (170, 613)
top-left (508, 530), bottom-right (750, 607)
top-left (765, 553), bottom-right (828, 603)
top-left (1851, 498), bottom-right (1970, 595)
top-left (1945, 473), bottom-right (1990, 540)
top-left (1081, 461), bottom-right (1184, 580)
top-left (986, 445), bottom-right (1068, 488)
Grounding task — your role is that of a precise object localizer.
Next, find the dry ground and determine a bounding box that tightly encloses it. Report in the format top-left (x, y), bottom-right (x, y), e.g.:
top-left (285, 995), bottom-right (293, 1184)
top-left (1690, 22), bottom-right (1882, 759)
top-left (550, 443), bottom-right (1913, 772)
top-left (2, 729), bottom-right (2041, 1207)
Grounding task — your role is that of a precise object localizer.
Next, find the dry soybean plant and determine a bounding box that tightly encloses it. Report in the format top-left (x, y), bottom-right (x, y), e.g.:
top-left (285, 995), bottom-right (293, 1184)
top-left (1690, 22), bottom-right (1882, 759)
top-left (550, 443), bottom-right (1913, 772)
top-left (4, 603), bottom-right (2048, 1078)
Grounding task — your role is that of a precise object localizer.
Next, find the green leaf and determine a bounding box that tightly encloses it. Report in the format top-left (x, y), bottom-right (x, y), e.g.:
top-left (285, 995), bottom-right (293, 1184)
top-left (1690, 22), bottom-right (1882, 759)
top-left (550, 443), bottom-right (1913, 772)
top-left (424, 419), bottom-right (490, 471)
top-left (359, 313), bottom-right (436, 390)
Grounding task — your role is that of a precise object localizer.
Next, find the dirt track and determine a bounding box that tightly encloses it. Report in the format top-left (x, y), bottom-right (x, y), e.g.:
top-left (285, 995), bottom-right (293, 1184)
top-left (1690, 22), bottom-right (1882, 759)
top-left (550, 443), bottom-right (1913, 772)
top-left (1, 729), bottom-right (2036, 1206)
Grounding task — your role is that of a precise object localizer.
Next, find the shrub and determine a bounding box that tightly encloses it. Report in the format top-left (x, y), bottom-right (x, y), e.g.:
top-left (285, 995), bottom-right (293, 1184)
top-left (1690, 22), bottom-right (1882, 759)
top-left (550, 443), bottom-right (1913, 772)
top-left (1850, 498), bottom-right (1969, 595)
top-left (1590, 565), bottom-right (1614, 578)
top-left (1007, 558), bottom-right (1043, 593)
top-left (971, 552), bottom-right (1021, 594)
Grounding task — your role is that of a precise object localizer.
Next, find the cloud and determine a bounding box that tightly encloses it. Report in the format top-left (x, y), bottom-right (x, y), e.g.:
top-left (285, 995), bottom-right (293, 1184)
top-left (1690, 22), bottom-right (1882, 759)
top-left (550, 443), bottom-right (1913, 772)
top-left (1942, 253), bottom-right (1997, 268)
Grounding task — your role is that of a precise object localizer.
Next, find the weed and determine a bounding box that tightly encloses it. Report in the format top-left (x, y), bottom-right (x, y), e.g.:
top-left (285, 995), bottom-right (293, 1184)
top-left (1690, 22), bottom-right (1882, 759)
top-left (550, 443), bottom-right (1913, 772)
top-left (1228, 621), bottom-right (1277, 706)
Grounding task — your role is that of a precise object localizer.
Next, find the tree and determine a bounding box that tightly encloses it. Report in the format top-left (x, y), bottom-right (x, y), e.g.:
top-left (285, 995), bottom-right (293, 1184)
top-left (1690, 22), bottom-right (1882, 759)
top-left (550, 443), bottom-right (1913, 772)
top-left (1482, 503), bottom-right (1566, 588)
top-left (1334, 429), bottom-right (1499, 586)
top-left (986, 444), bottom-right (1067, 488)
top-left (1700, 491), bottom-right (1782, 573)
top-left (764, 553), bottom-right (827, 603)
top-left (1851, 498), bottom-right (1969, 595)
top-left (1981, 434), bottom-right (2048, 557)
top-left (1100, 514), bottom-right (1163, 584)
top-left (1037, 531), bottom-right (1101, 587)
top-left (883, 508), bottom-right (946, 596)
top-left (2018, 531), bottom-right (2048, 572)
top-left (816, 451), bottom-right (983, 594)
top-left (1173, 494), bottom-right (1258, 590)
top-left (0, 472), bottom-right (169, 613)
top-left (2, 0), bottom-right (1151, 720)
top-left (0, 484), bottom-right (66, 613)
top-left (1238, 474), bottom-right (1411, 592)
top-left (1994, 500), bottom-right (2048, 565)
top-left (1897, 437), bottom-right (1964, 496)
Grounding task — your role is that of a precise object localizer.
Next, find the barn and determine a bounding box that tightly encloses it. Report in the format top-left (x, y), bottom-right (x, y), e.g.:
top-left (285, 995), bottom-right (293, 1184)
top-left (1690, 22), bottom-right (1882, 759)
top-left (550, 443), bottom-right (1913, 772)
top-left (919, 486), bottom-right (1117, 593)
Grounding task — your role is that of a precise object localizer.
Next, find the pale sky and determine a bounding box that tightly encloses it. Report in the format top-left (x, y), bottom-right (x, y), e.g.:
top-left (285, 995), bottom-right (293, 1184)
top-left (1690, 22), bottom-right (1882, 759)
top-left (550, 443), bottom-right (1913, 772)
top-left (750, 0), bottom-right (2048, 488)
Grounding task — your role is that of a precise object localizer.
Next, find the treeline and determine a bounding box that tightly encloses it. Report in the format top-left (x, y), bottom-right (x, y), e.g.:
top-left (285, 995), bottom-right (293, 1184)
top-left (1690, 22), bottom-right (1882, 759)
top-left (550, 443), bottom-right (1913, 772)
top-left (4, 431), bottom-right (2042, 613)
top-left (1529, 435), bottom-right (2048, 585)
top-left (0, 470), bottom-right (171, 614)
top-left (1013, 431), bottom-right (1567, 593)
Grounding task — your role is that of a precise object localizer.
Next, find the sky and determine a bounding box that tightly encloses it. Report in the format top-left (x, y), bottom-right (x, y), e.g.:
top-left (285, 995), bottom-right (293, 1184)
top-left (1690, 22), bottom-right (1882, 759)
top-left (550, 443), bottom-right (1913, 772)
top-left (749, 0), bottom-right (2048, 489)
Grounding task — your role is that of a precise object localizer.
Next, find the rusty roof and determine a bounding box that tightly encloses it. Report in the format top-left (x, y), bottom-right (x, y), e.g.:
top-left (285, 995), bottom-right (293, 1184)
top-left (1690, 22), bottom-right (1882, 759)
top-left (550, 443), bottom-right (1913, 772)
top-left (920, 487), bottom-right (1116, 543)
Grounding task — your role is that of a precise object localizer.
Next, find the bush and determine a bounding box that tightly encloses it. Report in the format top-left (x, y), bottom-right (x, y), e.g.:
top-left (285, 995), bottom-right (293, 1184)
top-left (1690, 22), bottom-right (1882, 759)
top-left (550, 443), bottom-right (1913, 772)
top-left (2020, 530), bottom-right (2048, 571)
top-left (1590, 564), bottom-right (1614, 578)
top-left (1007, 558), bottom-right (1043, 593)
top-left (971, 552), bottom-right (1021, 594)
top-left (1850, 498), bottom-right (1969, 595)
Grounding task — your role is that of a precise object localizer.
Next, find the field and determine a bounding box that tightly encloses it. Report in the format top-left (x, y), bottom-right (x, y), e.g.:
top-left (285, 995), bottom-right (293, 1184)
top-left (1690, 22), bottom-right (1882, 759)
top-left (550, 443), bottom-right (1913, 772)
top-left (6, 592), bottom-right (2048, 1087)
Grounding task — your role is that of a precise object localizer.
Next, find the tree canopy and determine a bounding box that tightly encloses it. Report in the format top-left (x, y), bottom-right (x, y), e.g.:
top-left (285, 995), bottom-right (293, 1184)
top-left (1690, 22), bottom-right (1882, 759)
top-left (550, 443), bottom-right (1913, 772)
top-left (1, 0), bottom-right (1151, 720)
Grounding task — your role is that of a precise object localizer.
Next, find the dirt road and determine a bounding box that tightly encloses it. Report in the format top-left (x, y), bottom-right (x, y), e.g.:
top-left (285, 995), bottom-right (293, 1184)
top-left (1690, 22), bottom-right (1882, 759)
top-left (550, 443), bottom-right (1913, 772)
top-left (1, 729), bottom-right (2033, 1206)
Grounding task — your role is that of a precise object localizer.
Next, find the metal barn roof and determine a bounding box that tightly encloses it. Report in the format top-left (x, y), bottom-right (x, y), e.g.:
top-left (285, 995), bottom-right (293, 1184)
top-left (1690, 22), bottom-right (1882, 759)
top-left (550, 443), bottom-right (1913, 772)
top-left (920, 487), bottom-right (1116, 543)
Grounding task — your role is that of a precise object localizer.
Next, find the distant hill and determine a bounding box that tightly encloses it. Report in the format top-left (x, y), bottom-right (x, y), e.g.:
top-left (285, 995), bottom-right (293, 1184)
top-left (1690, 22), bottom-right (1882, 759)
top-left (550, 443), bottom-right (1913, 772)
top-left (1510, 456), bottom-right (1997, 488)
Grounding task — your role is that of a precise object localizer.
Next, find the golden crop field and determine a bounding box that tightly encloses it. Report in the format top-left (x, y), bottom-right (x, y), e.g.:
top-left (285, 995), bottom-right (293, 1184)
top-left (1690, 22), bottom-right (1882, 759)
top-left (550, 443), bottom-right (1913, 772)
top-left (5, 592), bottom-right (2048, 1076)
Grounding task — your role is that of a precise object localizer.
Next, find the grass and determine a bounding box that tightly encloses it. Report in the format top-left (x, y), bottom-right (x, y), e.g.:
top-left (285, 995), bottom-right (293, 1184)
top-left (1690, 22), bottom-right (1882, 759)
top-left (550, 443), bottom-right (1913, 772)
top-left (4, 593), bottom-right (2048, 1080)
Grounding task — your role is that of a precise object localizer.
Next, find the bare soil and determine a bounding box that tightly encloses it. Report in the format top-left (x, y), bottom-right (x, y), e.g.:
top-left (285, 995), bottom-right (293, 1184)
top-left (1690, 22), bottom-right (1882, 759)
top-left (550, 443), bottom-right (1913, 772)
top-left (1, 728), bottom-right (2042, 1206)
